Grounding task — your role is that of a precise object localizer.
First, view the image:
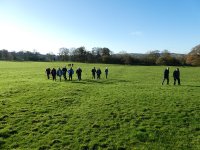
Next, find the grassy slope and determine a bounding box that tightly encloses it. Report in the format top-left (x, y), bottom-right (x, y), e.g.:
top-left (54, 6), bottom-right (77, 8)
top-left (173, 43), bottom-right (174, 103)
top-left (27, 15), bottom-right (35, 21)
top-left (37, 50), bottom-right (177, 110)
top-left (0, 61), bottom-right (199, 149)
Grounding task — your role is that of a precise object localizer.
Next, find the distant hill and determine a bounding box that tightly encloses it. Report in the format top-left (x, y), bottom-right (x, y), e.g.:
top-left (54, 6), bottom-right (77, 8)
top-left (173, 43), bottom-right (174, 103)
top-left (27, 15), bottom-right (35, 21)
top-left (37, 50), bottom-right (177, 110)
top-left (129, 53), bottom-right (147, 58)
top-left (189, 44), bottom-right (200, 55)
top-left (128, 53), bottom-right (185, 58)
top-left (170, 53), bottom-right (186, 57)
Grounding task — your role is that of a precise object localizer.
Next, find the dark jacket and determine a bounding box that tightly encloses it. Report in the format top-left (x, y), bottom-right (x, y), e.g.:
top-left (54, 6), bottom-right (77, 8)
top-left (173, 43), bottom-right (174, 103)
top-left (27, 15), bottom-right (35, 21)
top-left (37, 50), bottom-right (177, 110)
top-left (46, 68), bottom-right (51, 74)
top-left (92, 68), bottom-right (96, 74)
top-left (97, 69), bottom-right (101, 75)
top-left (62, 67), bottom-right (67, 74)
top-left (51, 68), bottom-right (56, 76)
top-left (173, 70), bottom-right (180, 79)
top-left (76, 68), bottom-right (82, 75)
top-left (105, 68), bottom-right (108, 74)
top-left (164, 69), bottom-right (169, 78)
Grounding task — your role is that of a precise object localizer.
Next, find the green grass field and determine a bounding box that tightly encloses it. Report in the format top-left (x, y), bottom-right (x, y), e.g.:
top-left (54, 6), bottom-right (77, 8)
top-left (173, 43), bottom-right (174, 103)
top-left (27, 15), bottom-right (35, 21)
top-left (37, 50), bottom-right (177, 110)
top-left (0, 61), bottom-right (199, 150)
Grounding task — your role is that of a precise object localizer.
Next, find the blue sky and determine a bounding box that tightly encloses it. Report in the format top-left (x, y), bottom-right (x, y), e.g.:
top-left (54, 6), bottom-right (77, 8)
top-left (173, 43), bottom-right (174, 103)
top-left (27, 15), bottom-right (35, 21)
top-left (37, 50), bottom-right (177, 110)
top-left (0, 0), bottom-right (200, 54)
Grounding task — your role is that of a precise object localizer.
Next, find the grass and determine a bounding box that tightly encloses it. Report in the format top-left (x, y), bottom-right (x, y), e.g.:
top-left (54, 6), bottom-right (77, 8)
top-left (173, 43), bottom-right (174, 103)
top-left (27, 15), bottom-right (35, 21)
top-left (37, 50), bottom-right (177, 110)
top-left (0, 61), bottom-right (200, 149)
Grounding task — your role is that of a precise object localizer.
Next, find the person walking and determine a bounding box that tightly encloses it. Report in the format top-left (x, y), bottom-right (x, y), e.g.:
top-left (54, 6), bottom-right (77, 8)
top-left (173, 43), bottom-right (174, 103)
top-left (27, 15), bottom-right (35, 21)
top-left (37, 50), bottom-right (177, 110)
top-left (62, 66), bottom-right (67, 81)
top-left (96, 68), bottom-right (101, 79)
top-left (45, 68), bottom-right (51, 79)
top-left (91, 67), bottom-right (96, 79)
top-left (76, 67), bottom-right (82, 81)
top-left (51, 68), bottom-right (56, 81)
top-left (162, 67), bottom-right (169, 85)
top-left (68, 67), bottom-right (74, 81)
top-left (173, 68), bottom-right (181, 85)
top-left (105, 67), bottom-right (108, 79)
top-left (57, 68), bottom-right (63, 82)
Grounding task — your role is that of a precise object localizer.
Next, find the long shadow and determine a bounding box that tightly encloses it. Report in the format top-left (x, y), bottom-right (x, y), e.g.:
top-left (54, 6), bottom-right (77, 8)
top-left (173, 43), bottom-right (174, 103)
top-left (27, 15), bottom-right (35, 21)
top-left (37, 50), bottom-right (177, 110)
top-left (182, 85), bottom-right (200, 88)
top-left (70, 78), bottom-right (129, 85)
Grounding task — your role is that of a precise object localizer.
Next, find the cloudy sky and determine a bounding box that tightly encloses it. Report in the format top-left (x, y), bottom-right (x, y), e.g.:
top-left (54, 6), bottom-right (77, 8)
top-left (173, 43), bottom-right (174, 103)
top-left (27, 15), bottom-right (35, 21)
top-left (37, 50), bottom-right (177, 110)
top-left (0, 0), bottom-right (200, 54)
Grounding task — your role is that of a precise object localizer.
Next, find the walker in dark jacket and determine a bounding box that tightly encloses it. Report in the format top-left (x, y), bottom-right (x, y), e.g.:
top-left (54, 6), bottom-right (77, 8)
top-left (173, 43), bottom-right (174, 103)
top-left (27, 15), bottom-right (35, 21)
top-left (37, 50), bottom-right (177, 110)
top-left (173, 68), bottom-right (180, 85)
top-left (76, 67), bottom-right (82, 81)
top-left (96, 68), bottom-right (101, 79)
top-left (62, 66), bottom-right (67, 81)
top-left (91, 67), bottom-right (96, 79)
top-left (46, 68), bottom-right (51, 79)
top-left (105, 67), bottom-right (108, 79)
top-left (51, 68), bottom-right (56, 81)
top-left (162, 67), bottom-right (169, 85)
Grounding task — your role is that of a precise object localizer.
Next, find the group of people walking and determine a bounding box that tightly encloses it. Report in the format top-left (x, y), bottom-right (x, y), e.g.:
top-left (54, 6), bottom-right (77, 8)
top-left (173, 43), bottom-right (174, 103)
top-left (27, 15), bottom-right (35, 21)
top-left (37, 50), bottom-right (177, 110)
top-left (45, 66), bottom-right (78, 82)
top-left (46, 65), bottom-right (181, 85)
top-left (45, 66), bottom-right (109, 81)
top-left (162, 67), bottom-right (181, 85)
top-left (91, 67), bottom-right (108, 79)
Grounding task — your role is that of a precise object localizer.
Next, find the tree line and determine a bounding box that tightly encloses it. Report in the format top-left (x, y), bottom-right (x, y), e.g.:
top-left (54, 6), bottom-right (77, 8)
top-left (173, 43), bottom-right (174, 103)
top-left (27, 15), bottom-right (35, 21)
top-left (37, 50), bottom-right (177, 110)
top-left (0, 45), bottom-right (199, 66)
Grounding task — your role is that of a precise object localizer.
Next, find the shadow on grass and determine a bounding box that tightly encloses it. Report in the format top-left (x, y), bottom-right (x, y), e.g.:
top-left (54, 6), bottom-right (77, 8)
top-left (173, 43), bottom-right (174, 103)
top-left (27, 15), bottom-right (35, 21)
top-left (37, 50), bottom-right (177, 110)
top-left (182, 85), bottom-right (200, 88)
top-left (70, 78), bottom-right (129, 85)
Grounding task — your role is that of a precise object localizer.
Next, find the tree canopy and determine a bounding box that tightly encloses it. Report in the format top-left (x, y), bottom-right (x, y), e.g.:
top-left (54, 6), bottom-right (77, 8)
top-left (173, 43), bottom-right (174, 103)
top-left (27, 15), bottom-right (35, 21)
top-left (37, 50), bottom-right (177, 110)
top-left (1, 44), bottom-right (200, 66)
top-left (186, 44), bottom-right (200, 66)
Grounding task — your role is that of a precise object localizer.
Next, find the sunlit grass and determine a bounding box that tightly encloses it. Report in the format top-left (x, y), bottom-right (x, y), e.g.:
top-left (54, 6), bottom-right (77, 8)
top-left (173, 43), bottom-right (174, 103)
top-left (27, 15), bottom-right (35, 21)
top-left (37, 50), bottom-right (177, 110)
top-left (0, 61), bottom-right (199, 149)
